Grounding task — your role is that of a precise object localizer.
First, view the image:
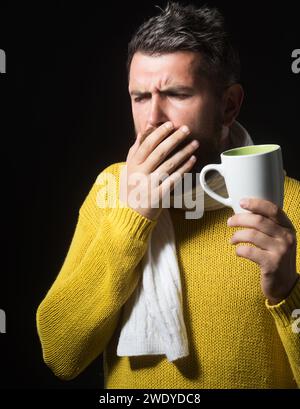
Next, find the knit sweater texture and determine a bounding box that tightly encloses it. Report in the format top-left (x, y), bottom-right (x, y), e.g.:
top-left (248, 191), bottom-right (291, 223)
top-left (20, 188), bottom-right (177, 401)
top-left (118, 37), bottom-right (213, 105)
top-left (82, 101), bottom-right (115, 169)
top-left (36, 162), bottom-right (300, 389)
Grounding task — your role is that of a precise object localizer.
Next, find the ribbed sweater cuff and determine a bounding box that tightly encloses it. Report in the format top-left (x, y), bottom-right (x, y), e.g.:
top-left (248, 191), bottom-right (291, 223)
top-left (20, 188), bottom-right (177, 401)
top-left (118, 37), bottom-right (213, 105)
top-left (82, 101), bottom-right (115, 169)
top-left (265, 276), bottom-right (300, 327)
top-left (107, 205), bottom-right (157, 242)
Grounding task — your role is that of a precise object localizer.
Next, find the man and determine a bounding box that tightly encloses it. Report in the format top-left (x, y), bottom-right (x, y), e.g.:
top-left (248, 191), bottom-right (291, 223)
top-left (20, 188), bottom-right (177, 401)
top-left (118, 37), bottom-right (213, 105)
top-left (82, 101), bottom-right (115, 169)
top-left (37, 2), bottom-right (300, 388)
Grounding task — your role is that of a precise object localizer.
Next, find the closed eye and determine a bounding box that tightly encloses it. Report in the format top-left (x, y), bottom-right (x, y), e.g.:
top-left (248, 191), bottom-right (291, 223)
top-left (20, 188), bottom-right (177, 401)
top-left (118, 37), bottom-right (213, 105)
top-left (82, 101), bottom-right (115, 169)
top-left (134, 94), bottom-right (191, 103)
top-left (134, 96), bottom-right (148, 102)
top-left (168, 93), bottom-right (190, 99)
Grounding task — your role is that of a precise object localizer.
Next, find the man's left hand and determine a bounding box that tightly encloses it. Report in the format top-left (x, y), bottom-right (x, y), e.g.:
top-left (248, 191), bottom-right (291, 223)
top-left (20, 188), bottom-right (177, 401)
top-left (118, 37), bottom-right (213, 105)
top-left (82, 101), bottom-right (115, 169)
top-left (228, 198), bottom-right (298, 305)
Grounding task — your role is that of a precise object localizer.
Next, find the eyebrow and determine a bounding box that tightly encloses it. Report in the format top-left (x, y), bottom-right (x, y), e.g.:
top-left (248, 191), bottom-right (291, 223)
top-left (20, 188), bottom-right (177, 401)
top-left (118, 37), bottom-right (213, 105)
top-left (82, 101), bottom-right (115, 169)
top-left (129, 85), bottom-right (194, 97)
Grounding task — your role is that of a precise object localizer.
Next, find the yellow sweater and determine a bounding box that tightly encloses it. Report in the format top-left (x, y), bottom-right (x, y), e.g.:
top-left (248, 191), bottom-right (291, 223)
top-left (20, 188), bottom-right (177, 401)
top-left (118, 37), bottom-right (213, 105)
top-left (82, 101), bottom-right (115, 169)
top-left (36, 162), bottom-right (300, 389)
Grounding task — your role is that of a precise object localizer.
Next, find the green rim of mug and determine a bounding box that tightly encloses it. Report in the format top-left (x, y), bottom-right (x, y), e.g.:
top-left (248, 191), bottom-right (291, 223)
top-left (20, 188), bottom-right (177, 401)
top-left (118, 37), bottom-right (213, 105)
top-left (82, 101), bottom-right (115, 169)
top-left (223, 144), bottom-right (280, 157)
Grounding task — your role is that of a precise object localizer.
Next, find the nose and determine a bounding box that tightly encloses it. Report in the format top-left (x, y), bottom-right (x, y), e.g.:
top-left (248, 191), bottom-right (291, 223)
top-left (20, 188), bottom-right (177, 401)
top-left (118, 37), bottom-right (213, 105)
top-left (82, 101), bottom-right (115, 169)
top-left (147, 95), bottom-right (169, 129)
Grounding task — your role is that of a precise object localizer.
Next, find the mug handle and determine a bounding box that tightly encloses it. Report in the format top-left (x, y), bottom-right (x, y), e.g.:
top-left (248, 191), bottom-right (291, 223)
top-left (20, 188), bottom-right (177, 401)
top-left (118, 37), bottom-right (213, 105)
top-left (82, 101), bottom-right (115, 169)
top-left (199, 164), bottom-right (232, 208)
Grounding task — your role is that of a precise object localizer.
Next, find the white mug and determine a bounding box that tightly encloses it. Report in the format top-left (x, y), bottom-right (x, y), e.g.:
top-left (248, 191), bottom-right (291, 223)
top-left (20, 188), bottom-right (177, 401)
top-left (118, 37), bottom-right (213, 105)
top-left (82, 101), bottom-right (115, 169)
top-left (199, 144), bottom-right (284, 214)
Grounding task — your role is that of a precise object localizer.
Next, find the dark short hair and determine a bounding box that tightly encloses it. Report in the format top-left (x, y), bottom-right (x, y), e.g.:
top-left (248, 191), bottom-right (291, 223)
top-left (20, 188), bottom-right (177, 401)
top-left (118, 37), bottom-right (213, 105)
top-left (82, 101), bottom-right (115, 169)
top-left (127, 1), bottom-right (240, 94)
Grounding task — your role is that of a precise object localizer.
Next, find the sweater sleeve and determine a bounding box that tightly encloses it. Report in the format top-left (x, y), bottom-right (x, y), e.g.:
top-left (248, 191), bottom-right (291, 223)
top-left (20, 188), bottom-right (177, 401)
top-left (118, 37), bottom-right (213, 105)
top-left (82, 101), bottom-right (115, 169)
top-left (266, 277), bottom-right (300, 385)
top-left (265, 176), bottom-right (300, 386)
top-left (36, 163), bottom-right (157, 380)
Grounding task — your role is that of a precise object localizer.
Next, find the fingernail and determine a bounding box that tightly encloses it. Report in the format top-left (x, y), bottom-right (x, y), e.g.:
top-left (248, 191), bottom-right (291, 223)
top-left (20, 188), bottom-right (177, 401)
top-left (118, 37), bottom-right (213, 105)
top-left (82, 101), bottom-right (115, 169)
top-left (165, 122), bottom-right (173, 129)
top-left (181, 125), bottom-right (190, 133)
top-left (240, 198), bottom-right (249, 208)
top-left (227, 217), bottom-right (232, 226)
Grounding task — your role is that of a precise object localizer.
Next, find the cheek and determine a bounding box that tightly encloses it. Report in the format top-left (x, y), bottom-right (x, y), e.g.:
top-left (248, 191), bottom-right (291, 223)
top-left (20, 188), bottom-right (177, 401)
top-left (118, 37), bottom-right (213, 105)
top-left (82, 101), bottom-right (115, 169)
top-left (171, 99), bottom-right (204, 130)
top-left (160, 100), bottom-right (194, 128)
top-left (131, 105), bottom-right (149, 133)
top-left (187, 98), bottom-right (220, 133)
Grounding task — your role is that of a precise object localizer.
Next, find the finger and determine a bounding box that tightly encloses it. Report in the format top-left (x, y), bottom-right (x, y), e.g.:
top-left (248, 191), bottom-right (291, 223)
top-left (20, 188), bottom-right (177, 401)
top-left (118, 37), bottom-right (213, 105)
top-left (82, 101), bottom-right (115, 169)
top-left (144, 125), bottom-right (195, 173)
top-left (231, 228), bottom-right (277, 251)
top-left (235, 245), bottom-right (267, 265)
top-left (135, 122), bottom-right (176, 163)
top-left (239, 197), bottom-right (294, 230)
top-left (127, 127), bottom-right (156, 161)
top-left (159, 154), bottom-right (197, 200)
top-left (126, 132), bottom-right (142, 161)
top-left (139, 125), bottom-right (156, 144)
top-left (228, 213), bottom-right (283, 238)
top-left (155, 138), bottom-right (199, 176)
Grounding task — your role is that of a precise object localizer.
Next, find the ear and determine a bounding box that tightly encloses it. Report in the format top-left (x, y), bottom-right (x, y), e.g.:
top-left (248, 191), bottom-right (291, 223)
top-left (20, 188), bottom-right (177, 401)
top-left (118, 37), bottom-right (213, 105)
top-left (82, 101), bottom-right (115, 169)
top-left (221, 84), bottom-right (244, 127)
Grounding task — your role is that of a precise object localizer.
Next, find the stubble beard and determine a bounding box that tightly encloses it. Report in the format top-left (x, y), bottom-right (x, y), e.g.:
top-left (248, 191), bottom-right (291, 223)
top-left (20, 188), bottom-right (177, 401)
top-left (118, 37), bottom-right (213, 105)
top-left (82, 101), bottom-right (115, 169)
top-left (182, 118), bottom-right (223, 189)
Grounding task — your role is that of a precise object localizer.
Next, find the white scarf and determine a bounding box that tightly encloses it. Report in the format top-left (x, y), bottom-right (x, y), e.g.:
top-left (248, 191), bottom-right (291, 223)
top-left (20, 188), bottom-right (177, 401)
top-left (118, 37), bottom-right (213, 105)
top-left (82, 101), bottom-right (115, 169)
top-left (117, 121), bottom-right (254, 361)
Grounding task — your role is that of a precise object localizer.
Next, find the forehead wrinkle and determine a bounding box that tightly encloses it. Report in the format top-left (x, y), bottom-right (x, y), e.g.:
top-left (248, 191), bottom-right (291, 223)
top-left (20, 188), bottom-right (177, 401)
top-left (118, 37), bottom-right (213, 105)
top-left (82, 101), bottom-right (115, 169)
top-left (152, 74), bottom-right (174, 93)
top-left (129, 52), bottom-right (202, 93)
top-left (132, 74), bottom-right (193, 94)
top-left (147, 72), bottom-right (175, 88)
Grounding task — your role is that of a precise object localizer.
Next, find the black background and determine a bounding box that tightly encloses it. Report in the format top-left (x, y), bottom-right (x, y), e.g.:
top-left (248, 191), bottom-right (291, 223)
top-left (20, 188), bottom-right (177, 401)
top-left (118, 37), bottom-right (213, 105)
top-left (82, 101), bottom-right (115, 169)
top-left (0, 0), bottom-right (299, 389)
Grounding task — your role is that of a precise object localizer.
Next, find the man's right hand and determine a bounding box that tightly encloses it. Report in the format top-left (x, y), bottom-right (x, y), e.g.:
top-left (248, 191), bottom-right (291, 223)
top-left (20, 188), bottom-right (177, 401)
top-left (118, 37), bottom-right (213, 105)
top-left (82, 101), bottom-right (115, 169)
top-left (120, 121), bottom-right (199, 221)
